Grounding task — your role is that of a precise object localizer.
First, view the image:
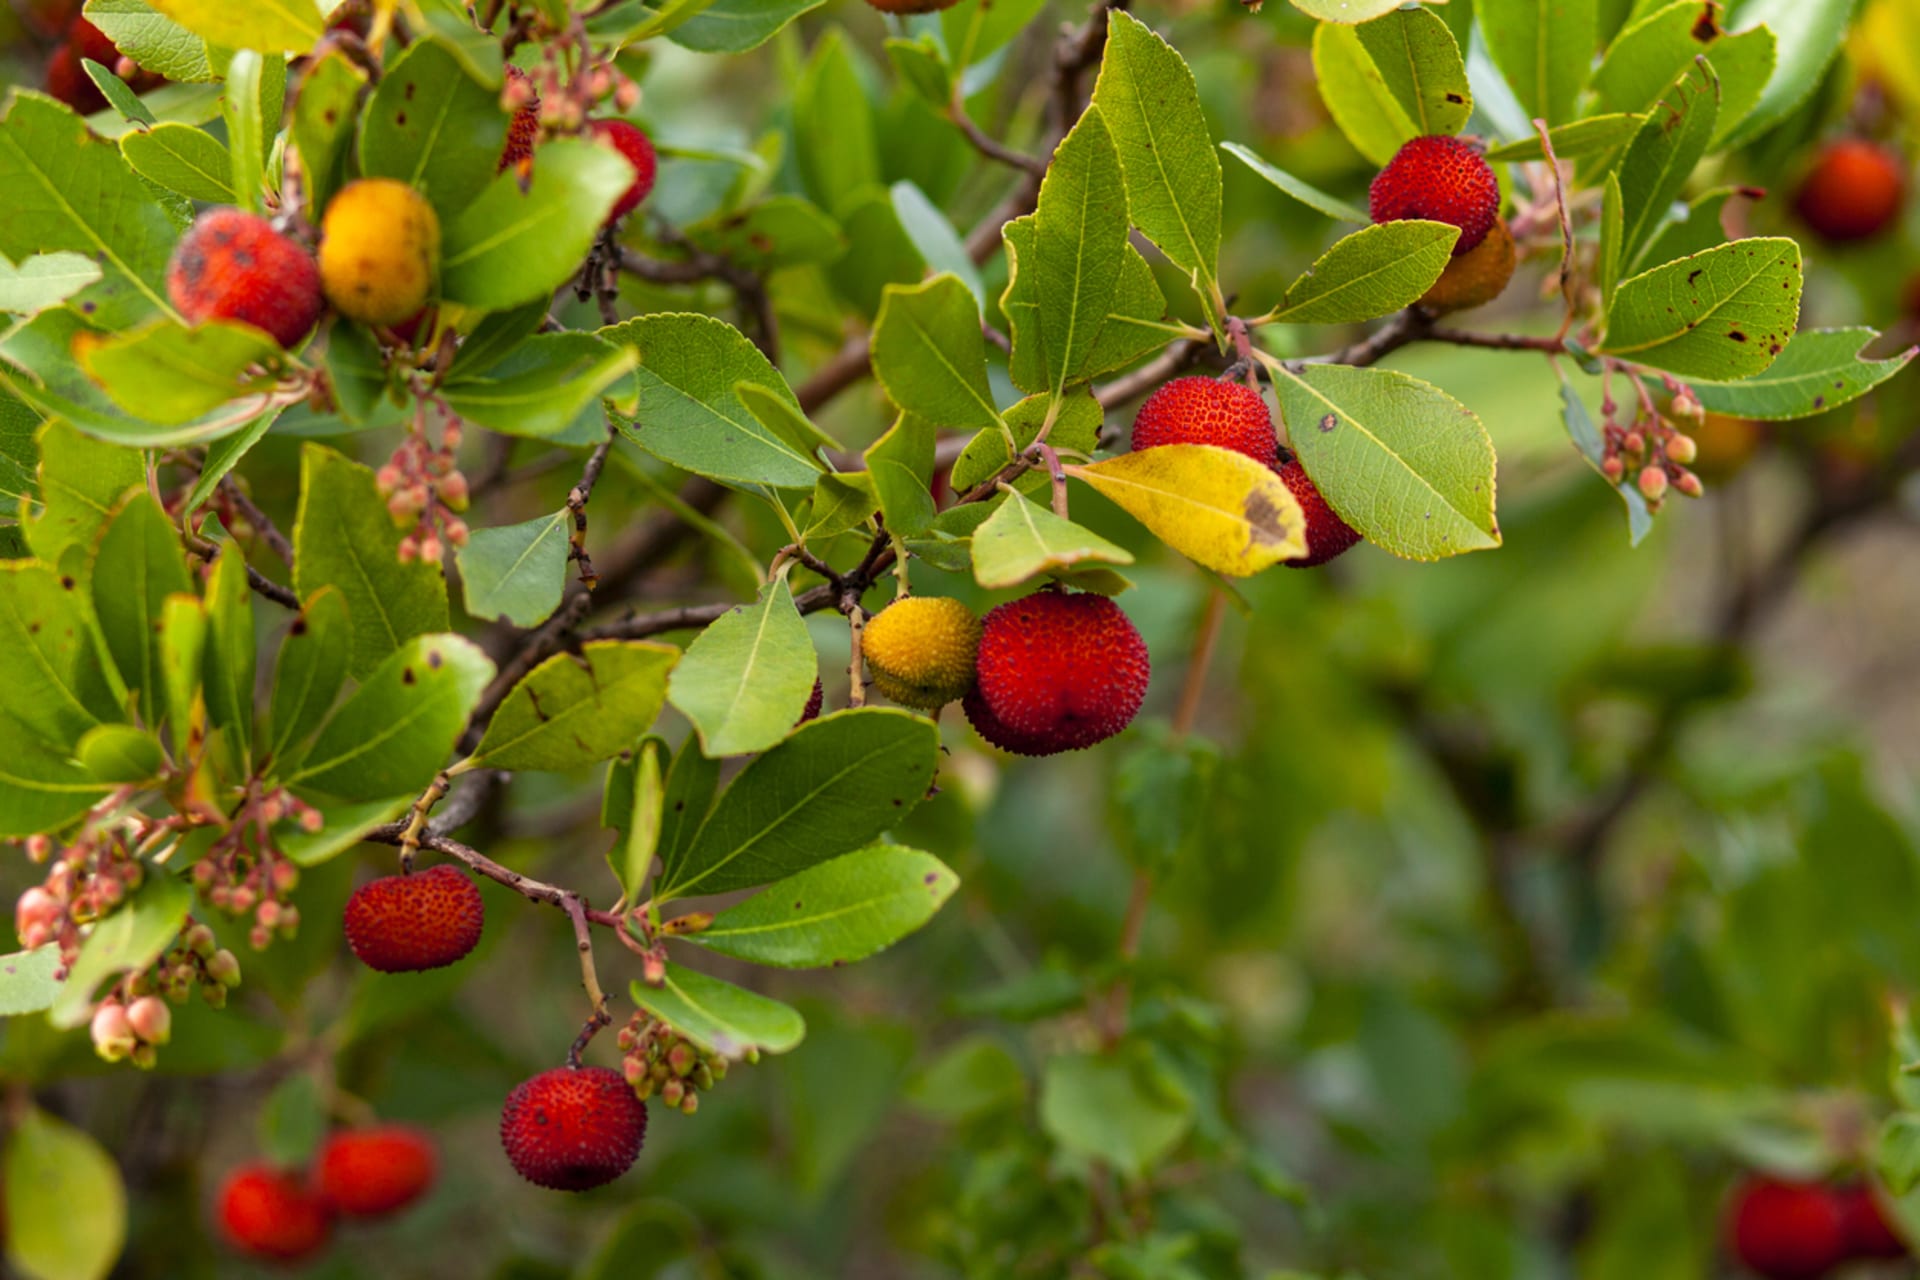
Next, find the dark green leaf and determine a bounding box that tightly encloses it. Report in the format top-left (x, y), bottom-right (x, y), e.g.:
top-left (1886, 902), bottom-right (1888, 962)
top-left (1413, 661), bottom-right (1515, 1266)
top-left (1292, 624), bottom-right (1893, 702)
top-left (358, 37), bottom-right (508, 218)
top-left (289, 634), bottom-right (492, 800)
top-left (1686, 328), bottom-right (1912, 420)
top-left (471, 640), bottom-right (677, 772)
top-left (440, 139), bottom-right (634, 311)
top-left (266, 586), bottom-right (350, 766)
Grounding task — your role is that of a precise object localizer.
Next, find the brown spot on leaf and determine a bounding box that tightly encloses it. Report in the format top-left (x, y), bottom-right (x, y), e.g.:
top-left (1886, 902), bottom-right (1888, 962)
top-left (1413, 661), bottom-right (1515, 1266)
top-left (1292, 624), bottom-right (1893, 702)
top-left (1728, 330), bottom-right (1747, 342)
top-left (402, 668), bottom-right (416, 685)
top-left (1318, 413), bottom-right (1338, 433)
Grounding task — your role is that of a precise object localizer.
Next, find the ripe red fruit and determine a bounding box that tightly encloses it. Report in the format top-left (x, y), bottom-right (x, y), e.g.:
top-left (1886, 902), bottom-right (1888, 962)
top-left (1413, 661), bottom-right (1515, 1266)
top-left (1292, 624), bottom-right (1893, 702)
top-left (1836, 1182), bottom-right (1907, 1259)
top-left (68, 17), bottom-right (118, 67)
top-left (314, 1126), bottom-right (437, 1218)
top-left (166, 209), bottom-right (324, 349)
top-left (1275, 457), bottom-right (1362, 568)
top-left (343, 864), bottom-right (484, 973)
top-left (586, 119), bottom-right (658, 223)
top-left (1727, 1177), bottom-right (1849, 1279)
top-left (1130, 377), bottom-right (1278, 463)
top-left (964, 592), bottom-right (1149, 757)
top-left (1794, 139), bottom-right (1905, 244)
top-left (500, 1066), bottom-right (648, 1191)
top-left (1370, 134), bottom-right (1500, 256)
top-left (44, 43), bottom-right (107, 116)
top-left (499, 66), bottom-right (540, 174)
top-left (215, 1165), bottom-right (332, 1262)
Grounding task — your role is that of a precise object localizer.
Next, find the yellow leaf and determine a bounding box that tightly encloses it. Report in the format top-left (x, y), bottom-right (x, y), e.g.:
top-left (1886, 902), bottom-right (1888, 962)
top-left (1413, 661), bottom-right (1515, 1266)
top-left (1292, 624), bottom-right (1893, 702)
top-left (1067, 446), bottom-right (1304, 576)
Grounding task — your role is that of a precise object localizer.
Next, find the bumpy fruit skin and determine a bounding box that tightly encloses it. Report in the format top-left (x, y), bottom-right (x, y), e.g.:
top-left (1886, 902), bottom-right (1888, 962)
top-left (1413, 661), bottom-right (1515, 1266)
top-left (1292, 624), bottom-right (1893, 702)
top-left (586, 119), bottom-right (658, 223)
top-left (1130, 377), bottom-right (1278, 463)
top-left (1419, 217), bottom-right (1515, 314)
top-left (1370, 134), bottom-right (1500, 256)
top-left (499, 66), bottom-right (540, 174)
top-left (166, 209), bottom-right (325, 349)
top-left (798, 677), bottom-right (824, 724)
top-left (315, 1126), bottom-right (437, 1218)
top-left (343, 864), bottom-right (483, 973)
top-left (1794, 139), bottom-right (1905, 244)
top-left (1727, 1178), bottom-right (1849, 1280)
top-left (318, 178), bottom-right (441, 326)
top-left (862, 596), bottom-right (982, 710)
top-left (1836, 1183), bottom-right (1908, 1259)
top-left (1275, 458), bottom-right (1362, 568)
top-left (500, 1066), bottom-right (648, 1191)
top-left (215, 1166), bottom-right (332, 1262)
top-left (964, 592), bottom-right (1149, 757)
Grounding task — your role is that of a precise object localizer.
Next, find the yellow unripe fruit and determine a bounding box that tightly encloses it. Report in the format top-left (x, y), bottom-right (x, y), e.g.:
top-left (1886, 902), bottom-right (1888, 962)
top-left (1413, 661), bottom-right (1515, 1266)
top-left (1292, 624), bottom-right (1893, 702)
top-left (318, 179), bottom-right (441, 326)
top-left (1419, 217), bottom-right (1515, 315)
top-left (861, 596), bottom-right (981, 711)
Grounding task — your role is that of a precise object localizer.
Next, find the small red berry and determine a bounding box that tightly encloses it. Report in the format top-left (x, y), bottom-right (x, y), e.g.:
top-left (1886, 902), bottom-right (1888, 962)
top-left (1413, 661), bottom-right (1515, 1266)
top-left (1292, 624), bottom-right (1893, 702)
top-left (1370, 134), bottom-right (1501, 256)
top-left (500, 1066), bottom-right (648, 1191)
top-left (1274, 458), bottom-right (1362, 568)
top-left (1794, 139), bottom-right (1905, 244)
top-left (166, 208), bottom-right (324, 349)
top-left (343, 864), bottom-right (484, 973)
top-left (1727, 1177), bottom-right (1849, 1280)
top-left (44, 43), bottom-right (107, 116)
top-left (1130, 377), bottom-right (1278, 463)
top-left (314, 1126), bottom-right (436, 1218)
top-left (499, 66), bottom-right (540, 174)
top-left (964, 592), bottom-right (1149, 757)
top-left (1836, 1182), bottom-right (1907, 1260)
top-left (215, 1165), bottom-right (331, 1262)
top-left (586, 119), bottom-right (657, 223)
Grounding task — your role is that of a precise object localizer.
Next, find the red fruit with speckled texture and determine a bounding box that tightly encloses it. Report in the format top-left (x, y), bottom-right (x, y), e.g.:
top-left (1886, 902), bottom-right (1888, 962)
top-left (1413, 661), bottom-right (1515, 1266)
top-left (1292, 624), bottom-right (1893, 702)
top-left (586, 119), bottom-right (657, 223)
top-left (1275, 458), bottom-right (1361, 568)
top-left (166, 209), bottom-right (324, 349)
top-left (500, 1066), bottom-right (648, 1191)
top-left (45, 43), bottom-right (107, 116)
top-left (799, 677), bottom-right (824, 724)
top-left (315, 1126), bottom-right (437, 1218)
top-left (1837, 1182), bottom-right (1908, 1260)
top-left (1130, 377), bottom-right (1278, 463)
top-left (499, 66), bottom-right (540, 174)
top-left (1727, 1178), bottom-right (1848, 1279)
top-left (964, 592), bottom-right (1149, 757)
top-left (343, 864), bottom-right (483, 973)
top-left (68, 17), bottom-right (117, 66)
top-left (1794, 139), bottom-right (1905, 244)
top-left (1370, 134), bottom-right (1500, 256)
top-left (215, 1166), bottom-right (331, 1262)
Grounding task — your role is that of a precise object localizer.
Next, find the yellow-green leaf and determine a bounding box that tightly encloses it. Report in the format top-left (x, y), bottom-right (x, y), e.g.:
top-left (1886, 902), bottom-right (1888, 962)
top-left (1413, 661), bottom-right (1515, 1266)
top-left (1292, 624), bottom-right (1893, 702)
top-left (1067, 446), bottom-right (1304, 576)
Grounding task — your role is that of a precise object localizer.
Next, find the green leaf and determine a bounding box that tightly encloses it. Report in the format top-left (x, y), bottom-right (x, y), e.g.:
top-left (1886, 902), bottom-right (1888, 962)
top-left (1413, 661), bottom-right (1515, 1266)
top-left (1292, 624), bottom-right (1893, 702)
top-left (1478, 0), bottom-right (1599, 127)
top-left (656, 708), bottom-right (939, 900)
top-left (0, 93), bottom-right (177, 330)
top-left (147, 0), bottom-right (323, 53)
top-left (0, 252), bottom-right (104, 316)
top-left (440, 333), bottom-right (639, 439)
top-left (0, 560), bottom-right (119, 750)
top-left (1686, 328), bottom-right (1915, 421)
top-left (53, 871), bottom-right (192, 1026)
top-left (889, 181), bottom-right (982, 306)
top-left (1641, 186), bottom-right (1744, 265)
top-left (3, 1108), bottom-right (126, 1280)
top-left (604, 312), bottom-right (820, 490)
top-left (1614, 59), bottom-right (1720, 276)
top-left (291, 444), bottom-right (450, 680)
top-left (221, 49), bottom-right (283, 214)
top-left (1599, 237), bottom-right (1802, 380)
top-left (1880, 1115), bottom-right (1920, 1196)
top-left (322, 316), bottom-right (389, 426)
top-left (289, 634), bottom-right (492, 800)
top-left (791, 30), bottom-right (879, 217)
top-left (864, 412), bottom-right (938, 539)
top-left (826, 188), bottom-right (925, 319)
top-left (257, 1072), bottom-right (328, 1168)
top-left (1041, 1051), bottom-right (1193, 1178)
top-left (156, 595), bottom-right (205, 757)
top-left (1066, 446), bottom-right (1308, 576)
top-left (0, 711), bottom-right (111, 837)
top-left (290, 51), bottom-right (364, 215)
top-left (92, 493), bottom-right (193, 726)
top-left (689, 844), bottom-right (958, 969)
top-left (804, 471), bottom-right (881, 541)
top-left (76, 318), bottom-right (282, 423)
top-left (1273, 363), bottom-right (1501, 561)
top-left (1562, 376), bottom-right (1653, 545)
top-left (1110, 723), bottom-right (1217, 876)
top-left (470, 640), bottom-right (677, 772)
top-left (440, 139), bottom-right (634, 311)
top-left (1263, 220), bottom-right (1458, 324)
top-left (1000, 109), bottom-right (1169, 399)
top-left (1311, 21), bottom-right (1418, 166)
top-left (1287, 0), bottom-right (1404, 19)
top-left (278, 793), bottom-right (411, 867)
top-left (120, 122), bottom-right (234, 203)
top-left (942, 0), bottom-right (1047, 67)
top-left (657, 733), bottom-right (720, 869)
top-left (1600, 171), bottom-right (1625, 306)
top-left (1091, 11), bottom-right (1223, 321)
top-left (202, 542), bottom-right (255, 756)
top-left (267, 586), bottom-right (350, 765)
top-left (1354, 3), bottom-right (1473, 136)
top-left (1219, 142), bottom-right (1369, 223)
top-left (1594, 1), bottom-right (1717, 114)
top-left (971, 486), bottom-right (1133, 589)
top-left (907, 1034), bottom-right (1027, 1121)
top-left (735, 382), bottom-right (841, 458)
top-left (456, 509), bottom-right (570, 628)
top-left (629, 964), bottom-right (805, 1058)
top-left (83, 0), bottom-right (217, 82)
top-left (358, 38), bottom-right (510, 218)
top-left (872, 274), bottom-right (1001, 431)
top-left (0, 946), bottom-right (62, 1017)
top-left (684, 195), bottom-right (846, 271)
top-left (1707, 27), bottom-right (1779, 148)
top-left (603, 737), bottom-right (664, 904)
top-left (654, 0), bottom-right (824, 53)
top-left (78, 723), bottom-right (163, 785)
top-left (1722, 0), bottom-right (1856, 148)
top-left (1483, 113), bottom-right (1646, 162)
top-left (951, 390), bottom-right (1104, 500)
top-left (666, 577), bottom-right (816, 759)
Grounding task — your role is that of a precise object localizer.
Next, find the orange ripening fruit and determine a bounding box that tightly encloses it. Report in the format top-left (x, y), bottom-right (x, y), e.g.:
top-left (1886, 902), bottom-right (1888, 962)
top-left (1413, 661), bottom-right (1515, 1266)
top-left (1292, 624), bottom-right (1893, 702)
top-left (1370, 134), bottom-right (1500, 256)
top-left (1130, 377), bottom-right (1279, 463)
top-left (167, 209), bottom-right (324, 349)
top-left (215, 1166), bottom-right (332, 1263)
top-left (964, 592), bottom-right (1149, 756)
top-left (1419, 217), bottom-right (1515, 315)
top-left (343, 864), bottom-right (483, 973)
top-left (586, 119), bottom-right (658, 223)
top-left (318, 178), bottom-right (440, 327)
top-left (1794, 139), bottom-right (1905, 244)
top-left (500, 1066), bottom-right (649, 1191)
top-left (1275, 458), bottom-right (1362, 568)
top-left (314, 1126), bottom-right (437, 1218)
